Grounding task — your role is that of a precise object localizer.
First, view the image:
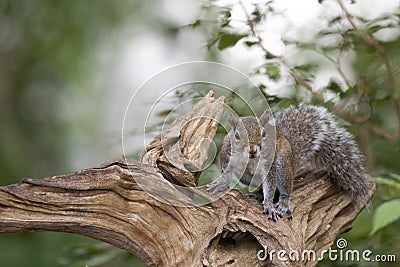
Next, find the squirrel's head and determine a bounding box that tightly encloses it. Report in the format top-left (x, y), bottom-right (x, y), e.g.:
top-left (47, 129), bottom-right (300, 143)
top-left (227, 110), bottom-right (270, 159)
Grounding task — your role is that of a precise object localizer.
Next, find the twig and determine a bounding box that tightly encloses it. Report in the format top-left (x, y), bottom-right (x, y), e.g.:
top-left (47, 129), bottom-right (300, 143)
top-left (394, 99), bottom-right (400, 141)
top-left (239, 1), bottom-right (378, 126)
top-left (333, 105), bottom-right (371, 124)
top-left (240, 0), bottom-right (399, 142)
top-left (336, 51), bottom-right (353, 89)
top-left (336, 0), bottom-right (396, 90)
top-left (314, 48), bottom-right (353, 89)
top-left (239, 1), bottom-right (324, 102)
top-left (365, 122), bottom-right (400, 144)
top-left (336, 0), bottom-right (400, 142)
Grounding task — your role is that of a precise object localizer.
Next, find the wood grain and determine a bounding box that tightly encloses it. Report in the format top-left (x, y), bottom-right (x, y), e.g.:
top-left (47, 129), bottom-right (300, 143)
top-left (0, 91), bottom-right (375, 266)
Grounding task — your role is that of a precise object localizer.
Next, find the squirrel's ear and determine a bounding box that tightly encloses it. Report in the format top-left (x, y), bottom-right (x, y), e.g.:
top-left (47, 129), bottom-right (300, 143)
top-left (260, 109), bottom-right (272, 126)
top-left (227, 113), bottom-right (239, 129)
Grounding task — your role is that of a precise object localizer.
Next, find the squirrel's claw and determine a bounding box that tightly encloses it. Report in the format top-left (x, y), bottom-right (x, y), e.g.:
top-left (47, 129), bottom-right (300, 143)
top-left (263, 202), bottom-right (279, 222)
top-left (267, 209), bottom-right (279, 222)
top-left (275, 201), bottom-right (292, 220)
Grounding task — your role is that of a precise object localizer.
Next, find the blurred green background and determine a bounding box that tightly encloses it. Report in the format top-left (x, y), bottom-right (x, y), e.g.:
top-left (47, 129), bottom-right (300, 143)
top-left (0, 0), bottom-right (205, 266)
top-left (1, 0), bottom-right (399, 266)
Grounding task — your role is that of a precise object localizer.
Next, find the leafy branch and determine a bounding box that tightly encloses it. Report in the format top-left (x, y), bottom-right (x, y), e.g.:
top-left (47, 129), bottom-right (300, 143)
top-left (238, 1), bottom-right (378, 125)
top-left (335, 0), bottom-right (400, 143)
top-left (238, 1), bottom-right (322, 101)
top-left (337, 0), bottom-right (397, 90)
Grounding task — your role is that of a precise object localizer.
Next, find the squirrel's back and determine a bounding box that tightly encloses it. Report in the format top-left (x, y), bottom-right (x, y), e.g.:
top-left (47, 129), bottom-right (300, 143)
top-left (276, 105), bottom-right (370, 200)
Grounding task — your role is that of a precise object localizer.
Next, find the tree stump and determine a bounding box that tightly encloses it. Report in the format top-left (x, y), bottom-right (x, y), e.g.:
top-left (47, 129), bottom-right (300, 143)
top-left (0, 91), bottom-right (375, 266)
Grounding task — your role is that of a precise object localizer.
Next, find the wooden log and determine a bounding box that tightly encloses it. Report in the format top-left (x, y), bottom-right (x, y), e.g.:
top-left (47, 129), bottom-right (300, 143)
top-left (0, 91), bottom-right (375, 266)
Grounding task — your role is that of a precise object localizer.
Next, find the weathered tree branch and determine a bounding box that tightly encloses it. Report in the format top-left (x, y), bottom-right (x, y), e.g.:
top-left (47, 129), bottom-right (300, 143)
top-left (0, 91), bottom-right (375, 266)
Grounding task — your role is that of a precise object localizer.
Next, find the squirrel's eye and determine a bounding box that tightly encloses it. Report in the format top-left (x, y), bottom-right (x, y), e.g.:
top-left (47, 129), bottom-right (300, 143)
top-left (261, 128), bottom-right (266, 138)
top-left (234, 131), bottom-right (240, 140)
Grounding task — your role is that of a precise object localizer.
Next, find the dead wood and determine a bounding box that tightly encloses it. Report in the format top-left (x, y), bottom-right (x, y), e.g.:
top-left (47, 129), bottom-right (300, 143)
top-left (0, 91), bottom-right (375, 266)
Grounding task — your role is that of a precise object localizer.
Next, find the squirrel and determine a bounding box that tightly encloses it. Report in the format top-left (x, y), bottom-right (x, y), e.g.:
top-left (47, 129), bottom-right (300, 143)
top-left (208, 104), bottom-right (370, 221)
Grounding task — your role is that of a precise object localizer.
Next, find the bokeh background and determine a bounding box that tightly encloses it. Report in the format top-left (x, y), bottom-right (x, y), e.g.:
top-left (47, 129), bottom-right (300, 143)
top-left (1, 0), bottom-right (399, 266)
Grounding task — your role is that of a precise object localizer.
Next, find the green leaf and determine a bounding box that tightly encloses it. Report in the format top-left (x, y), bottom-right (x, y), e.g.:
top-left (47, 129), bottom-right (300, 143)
top-left (367, 25), bottom-right (384, 34)
top-left (365, 14), bottom-right (392, 27)
top-left (367, 24), bottom-right (398, 35)
top-left (220, 11), bottom-right (231, 28)
top-left (317, 29), bottom-right (339, 37)
top-left (251, 8), bottom-right (260, 17)
top-left (389, 173), bottom-right (400, 181)
top-left (293, 63), bottom-right (318, 81)
top-left (251, 7), bottom-right (265, 23)
top-left (293, 63), bottom-right (318, 73)
top-left (258, 84), bottom-right (266, 91)
top-left (264, 62), bottom-right (281, 81)
top-left (245, 41), bottom-right (258, 47)
top-left (265, 53), bottom-right (276, 60)
top-left (217, 33), bottom-right (246, 50)
top-left (326, 79), bottom-right (343, 94)
top-left (328, 16), bottom-right (342, 26)
top-left (188, 19), bottom-right (202, 29)
top-left (370, 198), bottom-right (400, 235)
top-left (373, 176), bottom-right (400, 190)
top-left (340, 85), bottom-right (358, 99)
top-left (223, 10), bottom-right (231, 19)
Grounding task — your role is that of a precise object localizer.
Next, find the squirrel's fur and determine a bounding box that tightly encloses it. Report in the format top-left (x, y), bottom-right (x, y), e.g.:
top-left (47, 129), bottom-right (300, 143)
top-left (277, 105), bottom-right (369, 199)
top-left (212, 104), bottom-right (370, 221)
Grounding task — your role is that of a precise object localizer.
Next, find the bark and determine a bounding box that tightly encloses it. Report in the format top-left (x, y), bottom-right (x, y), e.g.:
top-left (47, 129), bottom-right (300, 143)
top-left (0, 91), bottom-right (375, 266)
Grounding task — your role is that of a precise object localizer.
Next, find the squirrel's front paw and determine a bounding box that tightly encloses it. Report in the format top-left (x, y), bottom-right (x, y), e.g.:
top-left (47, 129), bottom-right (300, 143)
top-left (262, 202), bottom-right (279, 222)
top-left (275, 201), bottom-right (292, 220)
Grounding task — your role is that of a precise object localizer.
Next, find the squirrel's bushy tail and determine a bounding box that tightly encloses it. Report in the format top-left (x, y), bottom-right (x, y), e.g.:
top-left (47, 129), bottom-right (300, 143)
top-left (276, 105), bottom-right (370, 201)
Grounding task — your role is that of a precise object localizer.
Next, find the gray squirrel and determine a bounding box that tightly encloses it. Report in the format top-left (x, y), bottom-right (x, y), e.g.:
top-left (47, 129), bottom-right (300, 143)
top-left (209, 104), bottom-right (370, 221)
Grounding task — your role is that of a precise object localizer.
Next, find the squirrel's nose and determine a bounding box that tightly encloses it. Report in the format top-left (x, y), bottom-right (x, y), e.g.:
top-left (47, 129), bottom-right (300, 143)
top-left (248, 145), bottom-right (259, 159)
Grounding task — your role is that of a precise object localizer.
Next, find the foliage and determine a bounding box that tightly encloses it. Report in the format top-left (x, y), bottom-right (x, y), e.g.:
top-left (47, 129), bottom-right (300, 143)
top-left (2, 0), bottom-right (400, 266)
top-left (370, 174), bottom-right (400, 235)
top-left (59, 242), bottom-right (145, 267)
top-left (0, 0), bottom-right (152, 266)
top-left (186, 0), bottom-right (400, 265)
top-left (371, 198), bottom-right (400, 235)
